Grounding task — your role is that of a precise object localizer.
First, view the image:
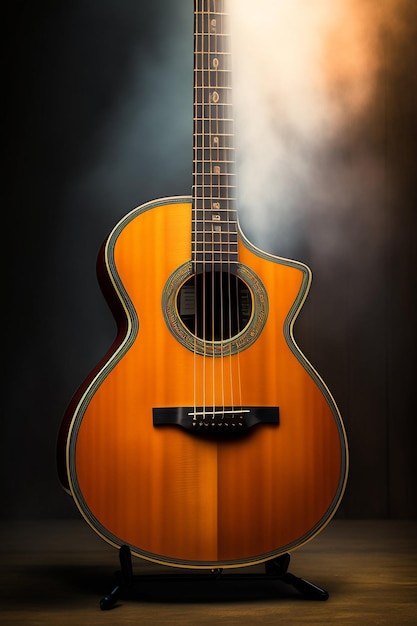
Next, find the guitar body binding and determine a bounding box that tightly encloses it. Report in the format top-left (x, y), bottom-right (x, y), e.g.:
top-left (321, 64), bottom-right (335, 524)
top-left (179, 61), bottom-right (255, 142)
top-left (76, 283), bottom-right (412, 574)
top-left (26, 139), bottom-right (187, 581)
top-left (57, 196), bottom-right (349, 569)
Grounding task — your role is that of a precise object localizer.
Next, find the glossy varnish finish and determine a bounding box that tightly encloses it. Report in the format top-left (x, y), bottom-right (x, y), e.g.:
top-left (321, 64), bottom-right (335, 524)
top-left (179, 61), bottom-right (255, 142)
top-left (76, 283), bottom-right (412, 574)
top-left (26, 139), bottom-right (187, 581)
top-left (61, 197), bottom-right (348, 568)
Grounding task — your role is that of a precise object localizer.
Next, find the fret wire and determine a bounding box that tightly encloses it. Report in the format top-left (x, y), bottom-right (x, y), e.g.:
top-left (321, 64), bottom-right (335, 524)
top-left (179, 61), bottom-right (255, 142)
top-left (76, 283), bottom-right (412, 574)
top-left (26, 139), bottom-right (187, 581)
top-left (194, 217), bottom-right (238, 222)
top-left (193, 227), bottom-right (238, 231)
top-left (194, 115), bottom-right (233, 119)
top-left (194, 232), bottom-right (238, 236)
top-left (194, 48), bottom-right (232, 54)
top-left (193, 241), bottom-right (238, 244)
top-left (193, 215), bottom-right (237, 219)
top-left (193, 193), bottom-right (236, 197)
top-left (193, 228), bottom-right (238, 234)
top-left (193, 238), bottom-right (238, 241)
top-left (194, 186), bottom-right (237, 189)
top-left (194, 259), bottom-right (239, 264)
top-left (193, 217), bottom-right (238, 221)
top-left (193, 159), bottom-right (236, 168)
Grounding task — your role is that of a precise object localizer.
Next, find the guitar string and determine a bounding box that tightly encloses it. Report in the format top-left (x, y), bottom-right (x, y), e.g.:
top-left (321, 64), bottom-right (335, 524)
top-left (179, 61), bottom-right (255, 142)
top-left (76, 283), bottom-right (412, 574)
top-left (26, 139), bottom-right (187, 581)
top-left (219, 1), bottom-right (234, 419)
top-left (193, 5), bottom-right (198, 426)
top-left (212, 0), bottom-right (224, 420)
top-left (223, 4), bottom-right (234, 415)
top-left (211, 0), bottom-right (224, 420)
top-left (219, 2), bottom-right (229, 416)
top-left (222, 1), bottom-right (239, 417)
top-left (228, 4), bottom-right (244, 413)
top-left (194, 3), bottom-right (204, 424)
top-left (201, 4), bottom-right (208, 421)
top-left (225, 2), bottom-right (243, 414)
top-left (202, 2), bottom-right (209, 421)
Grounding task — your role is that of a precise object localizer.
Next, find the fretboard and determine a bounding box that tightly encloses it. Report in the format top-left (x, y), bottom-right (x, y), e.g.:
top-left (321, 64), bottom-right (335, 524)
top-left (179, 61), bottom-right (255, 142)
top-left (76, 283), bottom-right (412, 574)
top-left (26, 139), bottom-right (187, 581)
top-left (193, 0), bottom-right (237, 273)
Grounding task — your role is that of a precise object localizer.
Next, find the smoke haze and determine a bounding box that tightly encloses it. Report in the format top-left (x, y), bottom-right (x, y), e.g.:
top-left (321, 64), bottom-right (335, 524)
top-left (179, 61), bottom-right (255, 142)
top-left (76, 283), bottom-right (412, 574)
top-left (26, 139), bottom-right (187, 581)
top-left (230, 0), bottom-right (412, 265)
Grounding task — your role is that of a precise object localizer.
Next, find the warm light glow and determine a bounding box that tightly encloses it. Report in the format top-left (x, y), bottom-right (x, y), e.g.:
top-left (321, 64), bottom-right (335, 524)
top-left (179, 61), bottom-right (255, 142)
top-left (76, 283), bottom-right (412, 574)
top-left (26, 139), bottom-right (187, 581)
top-left (229, 0), bottom-right (406, 253)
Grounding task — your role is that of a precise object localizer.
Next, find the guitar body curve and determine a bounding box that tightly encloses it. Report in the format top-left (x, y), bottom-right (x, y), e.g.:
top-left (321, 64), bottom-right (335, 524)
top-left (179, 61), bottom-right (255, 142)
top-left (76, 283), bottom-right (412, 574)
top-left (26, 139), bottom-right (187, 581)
top-left (58, 195), bottom-right (348, 568)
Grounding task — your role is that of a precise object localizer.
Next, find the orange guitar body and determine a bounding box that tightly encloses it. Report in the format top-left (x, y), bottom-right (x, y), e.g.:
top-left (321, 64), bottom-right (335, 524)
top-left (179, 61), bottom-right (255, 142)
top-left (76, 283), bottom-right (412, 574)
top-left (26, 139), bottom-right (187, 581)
top-left (58, 196), bottom-right (348, 568)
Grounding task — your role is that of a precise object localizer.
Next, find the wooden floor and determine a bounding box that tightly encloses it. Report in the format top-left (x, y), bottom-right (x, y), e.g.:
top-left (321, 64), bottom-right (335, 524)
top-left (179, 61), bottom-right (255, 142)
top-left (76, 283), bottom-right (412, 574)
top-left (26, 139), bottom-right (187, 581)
top-left (1, 519), bottom-right (416, 625)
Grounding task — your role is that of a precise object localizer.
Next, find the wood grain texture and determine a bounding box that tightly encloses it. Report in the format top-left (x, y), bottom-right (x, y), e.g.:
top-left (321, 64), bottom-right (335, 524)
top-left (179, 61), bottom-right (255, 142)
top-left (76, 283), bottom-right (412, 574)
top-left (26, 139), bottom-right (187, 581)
top-left (3, 520), bottom-right (416, 624)
top-left (62, 197), bottom-right (348, 568)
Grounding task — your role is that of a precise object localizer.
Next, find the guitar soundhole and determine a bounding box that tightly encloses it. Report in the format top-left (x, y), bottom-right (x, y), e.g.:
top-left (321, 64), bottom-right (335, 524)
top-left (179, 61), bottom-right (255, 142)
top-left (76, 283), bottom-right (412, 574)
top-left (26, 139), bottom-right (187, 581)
top-left (163, 261), bottom-right (267, 356)
top-left (177, 272), bottom-right (252, 341)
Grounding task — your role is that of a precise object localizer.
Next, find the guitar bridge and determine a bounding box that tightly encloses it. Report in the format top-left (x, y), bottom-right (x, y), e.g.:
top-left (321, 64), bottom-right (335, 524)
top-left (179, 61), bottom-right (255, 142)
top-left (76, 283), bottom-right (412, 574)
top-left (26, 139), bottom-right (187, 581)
top-left (153, 406), bottom-right (279, 439)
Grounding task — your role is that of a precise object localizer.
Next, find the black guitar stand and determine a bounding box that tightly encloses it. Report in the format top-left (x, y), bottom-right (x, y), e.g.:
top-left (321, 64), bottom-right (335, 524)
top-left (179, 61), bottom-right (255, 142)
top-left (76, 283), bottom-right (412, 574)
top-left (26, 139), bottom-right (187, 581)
top-left (99, 545), bottom-right (329, 610)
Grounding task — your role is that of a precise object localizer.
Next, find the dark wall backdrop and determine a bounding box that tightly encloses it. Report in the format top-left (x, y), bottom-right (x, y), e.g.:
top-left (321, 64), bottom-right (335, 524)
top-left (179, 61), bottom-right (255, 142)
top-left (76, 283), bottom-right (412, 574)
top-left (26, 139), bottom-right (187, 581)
top-left (3, 1), bottom-right (416, 522)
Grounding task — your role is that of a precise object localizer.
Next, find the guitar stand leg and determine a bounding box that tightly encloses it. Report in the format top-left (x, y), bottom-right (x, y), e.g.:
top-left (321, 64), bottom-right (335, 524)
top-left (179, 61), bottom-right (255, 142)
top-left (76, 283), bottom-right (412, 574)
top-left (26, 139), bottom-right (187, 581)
top-left (265, 553), bottom-right (329, 601)
top-left (99, 547), bottom-right (328, 609)
top-left (99, 545), bottom-right (134, 610)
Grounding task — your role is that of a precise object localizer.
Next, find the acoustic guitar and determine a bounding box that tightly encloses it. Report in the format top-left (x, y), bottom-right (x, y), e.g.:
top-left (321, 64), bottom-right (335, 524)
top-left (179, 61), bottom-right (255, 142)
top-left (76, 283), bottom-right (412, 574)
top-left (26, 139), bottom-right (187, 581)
top-left (57, 0), bottom-right (348, 569)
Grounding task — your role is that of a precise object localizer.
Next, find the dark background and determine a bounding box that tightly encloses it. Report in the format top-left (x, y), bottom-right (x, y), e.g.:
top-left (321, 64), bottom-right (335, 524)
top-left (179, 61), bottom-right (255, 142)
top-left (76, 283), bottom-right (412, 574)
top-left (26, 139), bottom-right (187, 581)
top-left (3, 0), bottom-right (416, 523)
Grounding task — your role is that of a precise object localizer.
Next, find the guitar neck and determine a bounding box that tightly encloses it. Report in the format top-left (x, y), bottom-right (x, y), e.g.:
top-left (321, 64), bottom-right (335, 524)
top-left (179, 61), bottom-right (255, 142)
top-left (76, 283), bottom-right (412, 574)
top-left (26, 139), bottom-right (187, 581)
top-left (193, 0), bottom-right (238, 273)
